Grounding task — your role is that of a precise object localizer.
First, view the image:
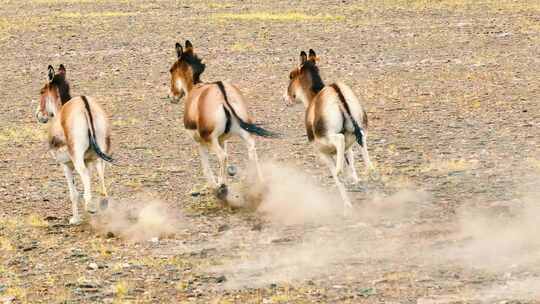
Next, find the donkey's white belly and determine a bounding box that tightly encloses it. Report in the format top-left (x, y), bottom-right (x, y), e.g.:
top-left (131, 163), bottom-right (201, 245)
top-left (49, 147), bottom-right (97, 165)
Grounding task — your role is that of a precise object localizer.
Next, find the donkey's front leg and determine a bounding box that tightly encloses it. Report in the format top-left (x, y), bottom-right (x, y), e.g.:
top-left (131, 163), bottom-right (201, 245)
top-left (62, 164), bottom-right (81, 225)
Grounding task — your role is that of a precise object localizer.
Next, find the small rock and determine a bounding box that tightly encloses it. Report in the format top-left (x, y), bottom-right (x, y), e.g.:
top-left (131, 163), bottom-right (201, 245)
top-left (217, 224), bottom-right (230, 232)
top-left (88, 262), bottom-right (99, 270)
top-left (0, 296), bottom-right (16, 304)
top-left (215, 275), bottom-right (227, 283)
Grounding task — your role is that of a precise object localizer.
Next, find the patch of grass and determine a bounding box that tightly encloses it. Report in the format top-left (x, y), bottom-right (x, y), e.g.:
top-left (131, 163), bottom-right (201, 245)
top-left (212, 12), bottom-right (344, 22)
top-left (526, 158), bottom-right (540, 172)
top-left (4, 287), bottom-right (27, 303)
top-left (270, 293), bottom-right (291, 303)
top-left (34, 0), bottom-right (131, 3)
top-left (230, 42), bottom-right (254, 52)
top-left (207, 2), bottom-right (233, 9)
top-left (26, 214), bottom-right (49, 228)
top-left (422, 159), bottom-right (472, 174)
top-left (59, 11), bottom-right (138, 19)
top-left (0, 125), bottom-right (45, 144)
top-left (112, 117), bottom-right (140, 127)
top-left (91, 239), bottom-right (115, 258)
top-left (113, 281), bottom-right (129, 302)
top-left (369, 0), bottom-right (540, 12)
top-left (0, 237), bottom-right (15, 252)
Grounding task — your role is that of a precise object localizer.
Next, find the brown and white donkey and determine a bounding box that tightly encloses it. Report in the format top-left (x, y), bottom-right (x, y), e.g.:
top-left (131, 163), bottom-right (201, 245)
top-left (286, 49), bottom-right (374, 208)
top-left (168, 40), bottom-right (276, 192)
top-left (35, 65), bottom-right (113, 225)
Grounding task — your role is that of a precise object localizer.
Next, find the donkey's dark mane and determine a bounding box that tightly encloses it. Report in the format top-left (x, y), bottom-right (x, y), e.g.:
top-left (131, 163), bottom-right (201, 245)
top-left (181, 52), bottom-right (206, 84)
top-left (301, 61), bottom-right (325, 93)
top-left (51, 74), bottom-right (72, 104)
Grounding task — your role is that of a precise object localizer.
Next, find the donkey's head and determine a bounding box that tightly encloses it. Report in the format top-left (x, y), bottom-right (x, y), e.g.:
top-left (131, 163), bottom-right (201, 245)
top-left (285, 49), bottom-right (325, 107)
top-left (36, 64), bottom-right (71, 124)
top-left (168, 40), bottom-right (206, 104)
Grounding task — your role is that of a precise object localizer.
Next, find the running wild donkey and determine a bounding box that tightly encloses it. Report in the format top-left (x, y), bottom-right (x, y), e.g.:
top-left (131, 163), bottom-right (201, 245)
top-left (285, 50), bottom-right (374, 208)
top-left (35, 65), bottom-right (113, 225)
top-left (168, 40), bottom-right (276, 193)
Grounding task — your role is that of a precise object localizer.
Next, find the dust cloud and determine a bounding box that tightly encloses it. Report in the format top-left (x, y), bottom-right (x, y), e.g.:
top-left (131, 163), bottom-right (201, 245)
top-left (212, 161), bottom-right (430, 289)
top-left (91, 195), bottom-right (183, 242)
top-left (213, 162), bottom-right (540, 301)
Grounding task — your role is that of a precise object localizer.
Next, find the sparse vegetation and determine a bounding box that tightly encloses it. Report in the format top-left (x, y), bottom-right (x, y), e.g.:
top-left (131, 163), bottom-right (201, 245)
top-left (0, 0), bottom-right (539, 303)
top-left (212, 12), bottom-right (345, 22)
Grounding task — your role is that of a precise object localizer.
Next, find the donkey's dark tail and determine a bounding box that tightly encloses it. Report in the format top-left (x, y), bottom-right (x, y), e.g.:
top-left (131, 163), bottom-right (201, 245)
top-left (81, 96), bottom-right (114, 163)
top-left (215, 81), bottom-right (278, 138)
top-left (331, 83), bottom-right (365, 147)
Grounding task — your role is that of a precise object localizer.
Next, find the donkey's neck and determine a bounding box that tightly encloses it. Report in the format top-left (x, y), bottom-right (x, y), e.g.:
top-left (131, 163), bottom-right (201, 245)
top-left (302, 86), bottom-right (324, 108)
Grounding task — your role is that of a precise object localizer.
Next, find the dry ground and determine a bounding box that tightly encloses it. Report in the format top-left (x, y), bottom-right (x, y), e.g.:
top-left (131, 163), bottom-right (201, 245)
top-left (1, 0), bottom-right (540, 303)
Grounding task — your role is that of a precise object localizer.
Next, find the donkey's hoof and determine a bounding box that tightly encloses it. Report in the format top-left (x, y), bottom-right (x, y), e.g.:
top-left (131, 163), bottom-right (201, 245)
top-left (215, 183), bottom-right (229, 201)
top-left (99, 198), bottom-right (109, 210)
top-left (86, 201), bottom-right (98, 214)
top-left (227, 165), bottom-right (237, 177)
top-left (368, 170), bottom-right (381, 181)
top-left (69, 216), bottom-right (82, 225)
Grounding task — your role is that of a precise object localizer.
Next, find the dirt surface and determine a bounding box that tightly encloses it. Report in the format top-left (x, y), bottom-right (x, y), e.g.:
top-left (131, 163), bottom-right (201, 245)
top-left (1, 0), bottom-right (540, 303)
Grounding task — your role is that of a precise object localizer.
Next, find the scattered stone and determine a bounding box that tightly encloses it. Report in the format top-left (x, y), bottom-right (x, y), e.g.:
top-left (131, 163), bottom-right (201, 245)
top-left (358, 287), bottom-right (376, 297)
top-left (251, 223), bottom-right (263, 231)
top-left (0, 296), bottom-right (16, 304)
top-left (215, 275), bottom-right (227, 283)
top-left (271, 237), bottom-right (293, 244)
top-left (217, 224), bottom-right (230, 232)
top-left (88, 262), bottom-right (99, 270)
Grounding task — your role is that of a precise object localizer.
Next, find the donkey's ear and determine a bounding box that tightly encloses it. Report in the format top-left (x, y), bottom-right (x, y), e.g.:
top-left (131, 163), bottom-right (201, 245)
top-left (308, 49), bottom-right (317, 62)
top-left (175, 42), bottom-right (183, 58)
top-left (185, 40), bottom-right (193, 49)
top-left (47, 65), bottom-right (55, 81)
top-left (58, 64), bottom-right (66, 76)
top-left (299, 51), bottom-right (307, 64)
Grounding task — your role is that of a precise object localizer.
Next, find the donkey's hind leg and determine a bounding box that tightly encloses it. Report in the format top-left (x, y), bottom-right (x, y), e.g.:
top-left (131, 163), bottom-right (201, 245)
top-left (198, 144), bottom-right (218, 188)
top-left (210, 138), bottom-right (228, 186)
top-left (95, 159), bottom-right (108, 197)
top-left (345, 147), bottom-right (360, 184)
top-left (328, 133), bottom-right (346, 176)
top-left (239, 130), bottom-right (263, 183)
top-left (359, 134), bottom-right (374, 172)
top-left (62, 164), bottom-right (81, 225)
top-left (319, 152), bottom-right (352, 210)
top-left (73, 155), bottom-right (96, 214)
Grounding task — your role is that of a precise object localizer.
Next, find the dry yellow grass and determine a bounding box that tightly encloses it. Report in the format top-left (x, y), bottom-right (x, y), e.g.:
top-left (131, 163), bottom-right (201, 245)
top-left (59, 11), bottom-right (138, 18)
top-left (27, 214), bottom-right (49, 228)
top-left (0, 125), bottom-right (45, 144)
top-left (212, 12), bottom-right (344, 22)
top-left (372, 0), bottom-right (540, 12)
top-left (230, 42), bottom-right (255, 52)
top-left (422, 159), bottom-right (473, 174)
